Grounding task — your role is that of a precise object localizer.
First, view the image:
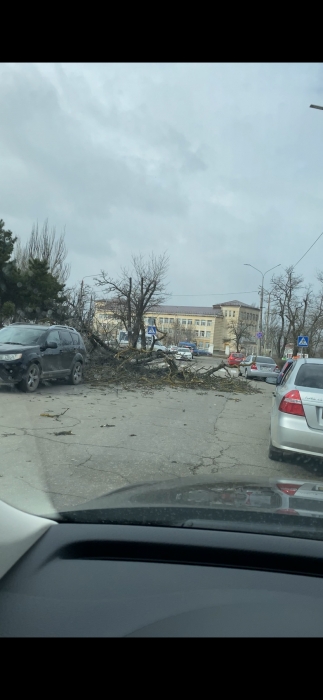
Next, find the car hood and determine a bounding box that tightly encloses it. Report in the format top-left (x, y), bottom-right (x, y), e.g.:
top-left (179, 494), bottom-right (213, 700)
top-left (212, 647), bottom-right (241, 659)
top-left (56, 476), bottom-right (323, 538)
top-left (0, 343), bottom-right (40, 354)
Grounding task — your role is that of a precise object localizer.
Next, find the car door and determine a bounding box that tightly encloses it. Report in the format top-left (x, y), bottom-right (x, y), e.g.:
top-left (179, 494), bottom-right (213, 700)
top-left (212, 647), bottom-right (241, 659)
top-left (58, 330), bottom-right (75, 372)
top-left (41, 329), bottom-right (64, 377)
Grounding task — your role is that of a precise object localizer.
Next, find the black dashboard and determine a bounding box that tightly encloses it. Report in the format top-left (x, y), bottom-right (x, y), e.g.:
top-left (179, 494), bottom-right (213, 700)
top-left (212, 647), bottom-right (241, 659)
top-left (2, 524), bottom-right (323, 636)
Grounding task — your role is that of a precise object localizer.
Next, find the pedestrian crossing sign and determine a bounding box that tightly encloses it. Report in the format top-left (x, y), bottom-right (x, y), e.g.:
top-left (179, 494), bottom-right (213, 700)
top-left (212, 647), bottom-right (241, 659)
top-left (297, 336), bottom-right (309, 347)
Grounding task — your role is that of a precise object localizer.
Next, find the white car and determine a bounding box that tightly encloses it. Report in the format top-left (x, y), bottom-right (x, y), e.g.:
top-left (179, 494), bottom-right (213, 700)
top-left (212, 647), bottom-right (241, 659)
top-left (174, 348), bottom-right (193, 361)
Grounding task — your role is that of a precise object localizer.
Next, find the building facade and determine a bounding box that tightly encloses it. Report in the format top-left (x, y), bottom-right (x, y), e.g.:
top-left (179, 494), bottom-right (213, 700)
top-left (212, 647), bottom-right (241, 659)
top-left (94, 298), bottom-right (260, 354)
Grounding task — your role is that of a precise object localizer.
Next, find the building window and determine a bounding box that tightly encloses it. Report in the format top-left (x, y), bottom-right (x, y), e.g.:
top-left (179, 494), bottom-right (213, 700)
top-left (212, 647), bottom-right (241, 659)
top-left (201, 320), bottom-right (206, 326)
top-left (206, 331), bottom-right (211, 338)
top-left (195, 320), bottom-right (200, 325)
top-left (224, 310), bottom-right (227, 317)
top-left (164, 318), bottom-right (169, 324)
top-left (207, 320), bottom-right (212, 326)
top-left (169, 318), bottom-right (174, 324)
top-left (229, 310), bottom-right (231, 317)
top-left (182, 319), bottom-right (186, 325)
top-left (200, 331), bottom-right (205, 337)
top-left (205, 343), bottom-right (210, 348)
top-left (147, 317), bottom-right (155, 325)
top-left (195, 330), bottom-right (199, 337)
top-left (187, 319), bottom-right (192, 325)
top-left (198, 342), bottom-right (204, 348)
top-left (233, 311), bottom-right (235, 317)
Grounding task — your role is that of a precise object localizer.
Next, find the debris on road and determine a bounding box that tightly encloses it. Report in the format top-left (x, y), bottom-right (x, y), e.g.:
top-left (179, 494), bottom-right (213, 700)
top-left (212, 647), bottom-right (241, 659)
top-left (84, 346), bottom-right (259, 394)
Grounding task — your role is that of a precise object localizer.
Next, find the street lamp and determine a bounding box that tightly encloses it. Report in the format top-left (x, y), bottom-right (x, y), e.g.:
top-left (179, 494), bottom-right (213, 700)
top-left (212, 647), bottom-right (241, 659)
top-left (244, 263), bottom-right (281, 353)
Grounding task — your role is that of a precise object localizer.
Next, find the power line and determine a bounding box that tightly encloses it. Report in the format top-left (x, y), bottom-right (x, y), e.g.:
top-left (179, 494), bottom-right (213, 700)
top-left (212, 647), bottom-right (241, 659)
top-left (293, 231), bottom-right (323, 269)
top-left (168, 290), bottom-right (258, 297)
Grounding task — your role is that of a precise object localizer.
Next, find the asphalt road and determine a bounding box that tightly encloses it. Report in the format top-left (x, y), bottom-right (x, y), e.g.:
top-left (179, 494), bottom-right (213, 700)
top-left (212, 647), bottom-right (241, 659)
top-left (1, 368), bottom-right (323, 515)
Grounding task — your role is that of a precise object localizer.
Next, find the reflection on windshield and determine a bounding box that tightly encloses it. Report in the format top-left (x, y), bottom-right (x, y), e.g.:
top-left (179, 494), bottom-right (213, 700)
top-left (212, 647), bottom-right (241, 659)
top-left (0, 327), bottom-right (45, 345)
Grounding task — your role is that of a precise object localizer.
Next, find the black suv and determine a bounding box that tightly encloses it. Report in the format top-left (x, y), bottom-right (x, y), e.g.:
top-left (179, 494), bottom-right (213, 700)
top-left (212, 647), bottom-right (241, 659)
top-left (0, 323), bottom-right (86, 393)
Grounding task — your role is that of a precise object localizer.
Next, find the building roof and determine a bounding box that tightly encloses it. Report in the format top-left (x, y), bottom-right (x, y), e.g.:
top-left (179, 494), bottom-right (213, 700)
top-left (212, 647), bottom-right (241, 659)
top-left (147, 305), bottom-right (223, 317)
top-left (213, 299), bottom-right (260, 311)
top-left (96, 301), bottom-right (223, 317)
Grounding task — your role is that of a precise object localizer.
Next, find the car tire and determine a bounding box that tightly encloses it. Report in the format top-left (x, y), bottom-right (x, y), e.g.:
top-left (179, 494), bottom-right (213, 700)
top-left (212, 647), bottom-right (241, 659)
top-left (268, 439), bottom-right (284, 462)
top-left (17, 362), bottom-right (41, 393)
top-left (68, 360), bottom-right (83, 385)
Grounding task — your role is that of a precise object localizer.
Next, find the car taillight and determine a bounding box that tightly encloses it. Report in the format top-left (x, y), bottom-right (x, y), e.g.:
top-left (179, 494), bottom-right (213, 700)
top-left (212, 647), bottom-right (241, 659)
top-left (276, 483), bottom-right (301, 496)
top-left (250, 363), bottom-right (257, 369)
top-left (279, 389), bottom-right (305, 416)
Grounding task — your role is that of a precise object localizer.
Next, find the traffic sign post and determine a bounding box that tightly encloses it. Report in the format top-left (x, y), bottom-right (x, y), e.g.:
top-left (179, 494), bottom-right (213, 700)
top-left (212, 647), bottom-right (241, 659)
top-left (297, 336), bottom-right (309, 348)
top-left (256, 332), bottom-right (263, 339)
top-left (147, 326), bottom-right (157, 336)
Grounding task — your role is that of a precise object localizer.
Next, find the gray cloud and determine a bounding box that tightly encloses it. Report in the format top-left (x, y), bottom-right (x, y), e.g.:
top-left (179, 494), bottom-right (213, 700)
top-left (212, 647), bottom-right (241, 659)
top-left (1, 63), bottom-right (323, 300)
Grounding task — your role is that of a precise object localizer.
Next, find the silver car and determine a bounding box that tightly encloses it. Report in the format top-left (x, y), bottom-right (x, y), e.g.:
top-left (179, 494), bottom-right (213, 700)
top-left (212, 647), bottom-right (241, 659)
top-left (174, 348), bottom-right (193, 361)
top-left (240, 355), bottom-right (278, 380)
top-left (269, 358), bottom-right (323, 461)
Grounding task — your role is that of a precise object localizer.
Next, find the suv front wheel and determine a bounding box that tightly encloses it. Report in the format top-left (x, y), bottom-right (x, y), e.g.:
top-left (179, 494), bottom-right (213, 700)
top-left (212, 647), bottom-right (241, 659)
top-left (18, 363), bottom-right (41, 393)
top-left (68, 360), bottom-right (83, 385)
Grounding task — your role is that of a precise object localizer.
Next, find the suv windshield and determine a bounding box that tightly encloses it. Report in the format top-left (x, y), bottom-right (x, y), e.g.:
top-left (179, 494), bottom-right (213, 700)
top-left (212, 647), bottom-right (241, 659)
top-left (0, 326), bottom-right (45, 345)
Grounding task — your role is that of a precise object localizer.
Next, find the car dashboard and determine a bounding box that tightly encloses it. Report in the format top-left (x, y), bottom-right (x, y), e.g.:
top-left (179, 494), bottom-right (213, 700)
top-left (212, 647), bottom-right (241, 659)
top-left (2, 502), bottom-right (323, 636)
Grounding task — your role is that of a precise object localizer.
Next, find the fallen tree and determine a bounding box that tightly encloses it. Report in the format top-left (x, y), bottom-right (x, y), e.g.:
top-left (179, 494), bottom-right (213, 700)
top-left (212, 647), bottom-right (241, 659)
top-left (83, 347), bottom-right (259, 394)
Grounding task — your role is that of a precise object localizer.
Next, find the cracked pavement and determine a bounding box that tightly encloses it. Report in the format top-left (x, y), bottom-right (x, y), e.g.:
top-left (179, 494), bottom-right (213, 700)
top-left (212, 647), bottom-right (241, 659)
top-left (1, 377), bottom-right (323, 515)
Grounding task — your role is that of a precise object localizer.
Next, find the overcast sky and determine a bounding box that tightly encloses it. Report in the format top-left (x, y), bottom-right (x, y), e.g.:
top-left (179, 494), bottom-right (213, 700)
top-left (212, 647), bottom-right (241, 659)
top-left (1, 62), bottom-right (323, 308)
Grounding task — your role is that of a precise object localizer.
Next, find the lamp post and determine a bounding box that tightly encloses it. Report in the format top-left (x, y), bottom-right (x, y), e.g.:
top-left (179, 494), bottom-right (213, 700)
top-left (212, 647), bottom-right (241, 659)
top-left (244, 264), bottom-right (281, 354)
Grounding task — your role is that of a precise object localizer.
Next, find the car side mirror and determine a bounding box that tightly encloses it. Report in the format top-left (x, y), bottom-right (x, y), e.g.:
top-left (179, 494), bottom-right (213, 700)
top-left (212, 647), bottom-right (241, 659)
top-left (46, 341), bottom-right (58, 349)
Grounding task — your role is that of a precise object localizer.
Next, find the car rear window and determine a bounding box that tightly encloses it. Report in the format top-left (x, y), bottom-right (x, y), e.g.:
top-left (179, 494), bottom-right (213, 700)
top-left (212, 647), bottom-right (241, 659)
top-left (71, 333), bottom-right (79, 346)
top-left (257, 356), bottom-right (275, 364)
top-left (295, 364), bottom-right (323, 389)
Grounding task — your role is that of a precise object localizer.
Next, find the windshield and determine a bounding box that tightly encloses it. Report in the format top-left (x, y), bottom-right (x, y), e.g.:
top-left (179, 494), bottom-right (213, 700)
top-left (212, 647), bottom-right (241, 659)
top-left (2, 63), bottom-right (323, 542)
top-left (0, 326), bottom-right (45, 345)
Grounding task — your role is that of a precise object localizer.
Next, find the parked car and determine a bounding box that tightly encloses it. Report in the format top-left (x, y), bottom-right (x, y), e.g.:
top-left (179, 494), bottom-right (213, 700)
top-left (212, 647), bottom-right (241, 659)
top-left (240, 355), bottom-right (279, 380)
top-left (174, 348), bottom-right (193, 361)
top-left (152, 342), bottom-right (167, 353)
top-left (269, 358), bottom-right (323, 461)
top-left (166, 345), bottom-right (178, 354)
top-left (227, 352), bottom-right (245, 366)
top-left (195, 348), bottom-right (209, 356)
top-left (0, 323), bottom-right (86, 393)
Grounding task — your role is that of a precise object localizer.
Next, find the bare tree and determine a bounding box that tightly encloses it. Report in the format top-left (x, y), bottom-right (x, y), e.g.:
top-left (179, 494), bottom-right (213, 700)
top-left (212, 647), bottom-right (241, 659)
top-left (268, 267), bottom-right (323, 357)
top-left (95, 253), bottom-right (169, 348)
top-left (226, 319), bottom-right (255, 352)
top-left (15, 219), bottom-right (70, 284)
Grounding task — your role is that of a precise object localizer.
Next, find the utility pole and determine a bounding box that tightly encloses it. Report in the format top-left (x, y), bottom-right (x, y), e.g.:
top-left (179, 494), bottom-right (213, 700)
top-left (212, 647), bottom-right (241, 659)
top-left (264, 291), bottom-right (271, 353)
top-left (244, 263), bottom-right (281, 355)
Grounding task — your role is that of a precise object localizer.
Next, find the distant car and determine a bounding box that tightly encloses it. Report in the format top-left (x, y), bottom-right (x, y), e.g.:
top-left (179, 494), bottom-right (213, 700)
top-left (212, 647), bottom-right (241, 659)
top-left (174, 348), bottom-right (193, 361)
top-left (0, 323), bottom-right (86, 393)
top-left (195, 349), bottom-right (209, 356)
top-left (166, 345), bottom-right (178, 354)
top-left (152, 342), bottom-right (167, 353)
top-left (240, 355), bottom-right (279, 380)
top-left (269, 358), bottom-right (323, 461)
top-left (227, 352), bottom-right (245, 366)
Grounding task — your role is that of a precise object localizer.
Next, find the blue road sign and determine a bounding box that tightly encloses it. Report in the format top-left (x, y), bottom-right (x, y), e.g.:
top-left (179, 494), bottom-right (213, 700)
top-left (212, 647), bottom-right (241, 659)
top-left (297, 335), bottom-right (309, 347)
top-left (147, 325), bottom-right (157, 335)
top-left (256, 332), bottom-right (263, 338)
